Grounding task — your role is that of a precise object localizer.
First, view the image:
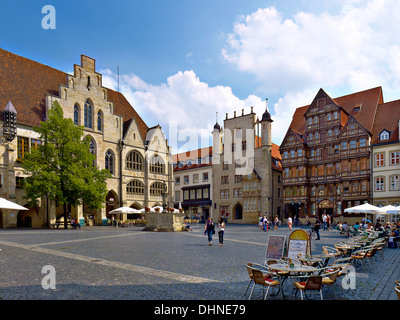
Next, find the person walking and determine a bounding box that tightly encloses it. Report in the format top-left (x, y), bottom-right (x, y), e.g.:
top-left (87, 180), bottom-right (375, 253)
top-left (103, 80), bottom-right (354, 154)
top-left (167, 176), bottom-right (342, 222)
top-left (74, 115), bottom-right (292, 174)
top-left (205, 217), bottom-right (215, 246)
top-left (217, 217), bottom-right (225, 246)
top-left (322, 214), bottom-right (327, 231)
top-left (288, 216), bottom-right (292, 231)
top-left (314, 218), bottom-right (321, 240)
top-left (274, 216), bottom-right (279, 230)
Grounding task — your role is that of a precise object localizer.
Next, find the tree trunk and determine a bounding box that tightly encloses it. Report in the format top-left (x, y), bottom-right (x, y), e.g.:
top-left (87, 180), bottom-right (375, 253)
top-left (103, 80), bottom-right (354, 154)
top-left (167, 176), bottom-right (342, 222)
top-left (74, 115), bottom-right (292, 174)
top-left (63, 202), bottom-right (68, 229)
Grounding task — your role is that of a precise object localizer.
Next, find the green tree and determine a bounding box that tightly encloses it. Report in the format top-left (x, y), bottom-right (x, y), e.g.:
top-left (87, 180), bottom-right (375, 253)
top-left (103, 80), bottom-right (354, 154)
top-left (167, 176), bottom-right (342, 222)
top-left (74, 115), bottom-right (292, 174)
top-left (21, 101), bottom-right (111, 228)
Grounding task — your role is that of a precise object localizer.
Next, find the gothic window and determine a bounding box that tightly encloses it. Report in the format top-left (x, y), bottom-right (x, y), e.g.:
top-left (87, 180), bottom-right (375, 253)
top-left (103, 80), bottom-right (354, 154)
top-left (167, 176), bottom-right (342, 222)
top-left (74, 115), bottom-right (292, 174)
top-left (74, 104), bottom-right (79, 125)
top-left (150, 181), bottom-right (166, 196)
top-left (105, 150), bottom-right (115, 175)
top-left (84, 99), bottom-right (93, 128)
top-left (87, 137), bottom-right (96, 166)
top-left (149, 155), bottom-right (165, 174)
top-left (126, 151), bottom-right (143, 171)
top-left (97, 111), bottom-right (103, 131)
top-left (126, 180), bottom-right (144, 194)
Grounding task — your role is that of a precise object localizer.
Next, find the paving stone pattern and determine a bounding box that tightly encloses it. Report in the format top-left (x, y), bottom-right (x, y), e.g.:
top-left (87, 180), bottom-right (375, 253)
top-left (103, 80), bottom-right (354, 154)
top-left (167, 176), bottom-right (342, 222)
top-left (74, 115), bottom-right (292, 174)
top-left (0, 224), bottom-right (398, 300)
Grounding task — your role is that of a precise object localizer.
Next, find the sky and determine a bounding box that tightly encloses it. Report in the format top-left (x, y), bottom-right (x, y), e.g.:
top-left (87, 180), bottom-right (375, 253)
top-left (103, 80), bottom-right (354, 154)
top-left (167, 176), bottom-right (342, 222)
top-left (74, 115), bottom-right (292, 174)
top-left (1, 0), bottom-right (400, 154)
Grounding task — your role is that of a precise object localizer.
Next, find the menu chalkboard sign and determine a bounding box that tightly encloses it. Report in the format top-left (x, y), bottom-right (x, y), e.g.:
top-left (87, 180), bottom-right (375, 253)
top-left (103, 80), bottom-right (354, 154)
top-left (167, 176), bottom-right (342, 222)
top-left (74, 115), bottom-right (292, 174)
top-left (265, 235), bottom-right (286, 262)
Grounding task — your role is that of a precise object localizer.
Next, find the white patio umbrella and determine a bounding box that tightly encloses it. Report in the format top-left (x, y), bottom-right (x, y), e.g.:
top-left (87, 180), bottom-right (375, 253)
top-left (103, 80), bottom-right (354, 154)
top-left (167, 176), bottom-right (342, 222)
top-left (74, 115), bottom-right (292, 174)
top-left (108, 206), bottom-right (141, 214)
top-left (383, 205), bottom-right (400, 214)
top-left (0, 197), bottom-right (28, 210)
top-left (344, 203), bottom-right (383, 214)
top-left (109, 206), bottom-right (141, 222)
top-left (344, 203), bottom-right (384, 223)
top-left (382, 205), bottom-right (400, 222)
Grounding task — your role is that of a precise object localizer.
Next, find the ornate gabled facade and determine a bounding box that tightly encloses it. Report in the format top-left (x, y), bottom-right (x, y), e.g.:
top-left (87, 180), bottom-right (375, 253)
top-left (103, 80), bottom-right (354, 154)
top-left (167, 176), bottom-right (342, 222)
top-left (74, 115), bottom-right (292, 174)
top-left (0, 49), bottom-right (172, 228)
top-left (280, 86), bottom-right (400, 224)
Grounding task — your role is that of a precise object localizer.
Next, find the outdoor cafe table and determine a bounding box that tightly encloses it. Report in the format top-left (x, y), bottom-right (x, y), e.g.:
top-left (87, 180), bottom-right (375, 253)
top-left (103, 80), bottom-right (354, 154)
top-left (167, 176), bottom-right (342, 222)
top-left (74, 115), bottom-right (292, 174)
top-left (298, 256), bottom-right (323, 267)
top-left (335, 243), bottom-right (361, 257)
top-left (305, 254), bottom-right (333, 268)
top-left (267, 263), bottom-right (317, 299)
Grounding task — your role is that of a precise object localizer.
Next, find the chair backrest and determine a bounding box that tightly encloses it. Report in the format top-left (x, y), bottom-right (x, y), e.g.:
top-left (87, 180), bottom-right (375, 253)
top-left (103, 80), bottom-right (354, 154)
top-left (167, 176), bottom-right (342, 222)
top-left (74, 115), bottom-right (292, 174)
top-left (325, 268), bottom-right (339, 282)
top-left (252, 269), bottom-right (267, 286)
top-left (395, 286), bottom-right (400, 300)
top-left (246, 263), bottom-right (254, 277)
top-left (368, 248), bottom-right (377, 258)
top-left (305, 276), bottom-right (322, 290)
top-left (265, 259), bottom-right (279, 266)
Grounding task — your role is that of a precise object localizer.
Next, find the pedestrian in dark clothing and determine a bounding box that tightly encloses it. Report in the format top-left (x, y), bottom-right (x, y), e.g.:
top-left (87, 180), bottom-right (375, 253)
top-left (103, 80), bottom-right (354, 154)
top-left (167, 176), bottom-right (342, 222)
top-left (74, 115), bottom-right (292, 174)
top-left (205, 217), bottom-right (214, 246)
top-left (314, 219), bottom-right (321, 240)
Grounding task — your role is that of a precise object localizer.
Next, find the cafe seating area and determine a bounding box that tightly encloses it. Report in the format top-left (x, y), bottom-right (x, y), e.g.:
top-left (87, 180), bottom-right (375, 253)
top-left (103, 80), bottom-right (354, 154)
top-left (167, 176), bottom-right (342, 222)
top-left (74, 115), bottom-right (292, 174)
top-left (245, 228), bottom-right (393, 300)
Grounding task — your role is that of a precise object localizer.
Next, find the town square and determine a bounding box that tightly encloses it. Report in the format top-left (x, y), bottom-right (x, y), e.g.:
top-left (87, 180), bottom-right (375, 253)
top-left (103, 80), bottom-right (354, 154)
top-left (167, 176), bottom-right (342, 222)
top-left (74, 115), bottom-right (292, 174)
top-left (0, 1), bottom-right (399, 313)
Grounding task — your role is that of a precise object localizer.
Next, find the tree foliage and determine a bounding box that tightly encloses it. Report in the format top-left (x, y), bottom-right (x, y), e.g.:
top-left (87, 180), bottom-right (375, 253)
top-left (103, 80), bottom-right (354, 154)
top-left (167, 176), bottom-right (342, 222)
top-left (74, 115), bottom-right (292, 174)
top-left (21, 101), bottom-right (111, 227)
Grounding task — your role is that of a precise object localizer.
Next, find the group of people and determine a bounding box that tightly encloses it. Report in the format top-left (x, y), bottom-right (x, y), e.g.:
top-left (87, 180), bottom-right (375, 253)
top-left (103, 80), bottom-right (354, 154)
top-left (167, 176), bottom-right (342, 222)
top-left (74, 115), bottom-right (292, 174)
top-left (258, 215), bottom-right (280, 231)
top-left (205, 217), bottom-right (225, 246)
top-left (70, 218), bottom-right (81, 229)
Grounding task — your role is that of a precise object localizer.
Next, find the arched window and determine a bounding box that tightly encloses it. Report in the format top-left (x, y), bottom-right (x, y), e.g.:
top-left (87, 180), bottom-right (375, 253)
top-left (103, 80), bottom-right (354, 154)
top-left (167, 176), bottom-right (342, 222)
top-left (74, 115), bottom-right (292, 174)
top-left (97, 111), bottom-right (103, 131)
top-left (126, 180), bottom-right (144, 194)
top-left (149, 155), bottom-right (165, 174)
top-left (105, 150), bottom-right (115, 175)
top-left (89, 137), bottom-right (96, 155)
top-left (74, 104), bottom-right (79, 125)
top-left (84, 99), bottom-right (93, 128)
top-left (126, 151), bottom-right (143, 171)
top-left (88, 136), bottom-right (96, 166)
top-left (150, 181), bottom-right (166, 196)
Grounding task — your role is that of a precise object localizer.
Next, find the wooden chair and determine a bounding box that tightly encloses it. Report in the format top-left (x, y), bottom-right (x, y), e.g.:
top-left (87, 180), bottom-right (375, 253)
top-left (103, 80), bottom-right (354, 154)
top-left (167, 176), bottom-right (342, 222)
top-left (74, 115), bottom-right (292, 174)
top-left (244, 263), bottom-right (254, 296)
top-left (321, 267), bottom-right (339, 298)
top-left (249, 268), bottom-right (281, 300)
top-left (395, 286), bottom-right (400, 300)
top-left (294, 275), bottom-right (323, 300)
top-left (351, 249), bottom-right (369, 271)
top-left (323, 246), bottom-right (341, 259)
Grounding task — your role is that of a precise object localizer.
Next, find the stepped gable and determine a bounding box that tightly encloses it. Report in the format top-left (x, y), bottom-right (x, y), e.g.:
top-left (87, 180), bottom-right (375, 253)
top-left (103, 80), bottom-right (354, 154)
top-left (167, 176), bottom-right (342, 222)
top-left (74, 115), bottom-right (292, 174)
top-left (0, 49), bottom-right (148, 139)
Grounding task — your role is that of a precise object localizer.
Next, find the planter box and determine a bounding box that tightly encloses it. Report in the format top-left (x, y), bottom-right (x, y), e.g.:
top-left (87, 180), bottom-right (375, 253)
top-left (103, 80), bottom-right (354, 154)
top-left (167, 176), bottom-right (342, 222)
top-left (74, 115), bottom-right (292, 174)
top-left (143, 212), bottom-right (185, 232)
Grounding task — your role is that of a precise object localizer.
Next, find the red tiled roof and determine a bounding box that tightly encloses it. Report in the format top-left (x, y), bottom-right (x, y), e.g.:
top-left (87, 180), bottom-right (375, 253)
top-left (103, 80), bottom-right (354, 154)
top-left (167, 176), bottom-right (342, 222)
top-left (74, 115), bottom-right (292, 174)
top-left (371, 100), bottom-right (400, 144)
top-left (288, 87), bottom-right (383, 137)
top-left (172, 146), bottom-right (213, 164)
top-left (0, 49), bottom-right (148, 139)
top-left (173, 163), bottom-right (212, 172)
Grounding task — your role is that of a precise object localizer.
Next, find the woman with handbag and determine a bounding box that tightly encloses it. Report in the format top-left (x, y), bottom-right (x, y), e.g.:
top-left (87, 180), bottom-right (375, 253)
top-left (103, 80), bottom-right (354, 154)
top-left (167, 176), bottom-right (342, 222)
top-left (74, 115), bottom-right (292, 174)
top-left (205, 217), bottom-right (214, 246)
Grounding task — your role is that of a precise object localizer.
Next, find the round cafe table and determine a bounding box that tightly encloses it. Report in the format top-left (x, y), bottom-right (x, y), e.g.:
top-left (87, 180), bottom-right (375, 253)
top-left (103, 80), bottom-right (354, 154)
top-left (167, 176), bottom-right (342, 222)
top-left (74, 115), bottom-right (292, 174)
top-left (298, 256), bottom-right (323, 267)
top-left (268, 263), bottom-right (317, 273)
top-left (267, 264), bottom-right (317, 299)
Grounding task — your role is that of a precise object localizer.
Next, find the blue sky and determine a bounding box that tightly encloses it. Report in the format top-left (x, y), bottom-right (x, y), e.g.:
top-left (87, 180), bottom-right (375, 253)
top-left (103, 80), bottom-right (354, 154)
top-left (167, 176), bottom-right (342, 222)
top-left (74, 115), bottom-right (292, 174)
top-left (1, 1), bottom-right (400, 153)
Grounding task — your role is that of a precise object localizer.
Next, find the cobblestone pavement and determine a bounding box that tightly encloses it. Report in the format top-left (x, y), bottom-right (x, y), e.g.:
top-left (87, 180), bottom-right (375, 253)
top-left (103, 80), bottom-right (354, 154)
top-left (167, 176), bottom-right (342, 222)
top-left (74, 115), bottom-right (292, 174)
top-left (0, 223), bottom-right (398, 301)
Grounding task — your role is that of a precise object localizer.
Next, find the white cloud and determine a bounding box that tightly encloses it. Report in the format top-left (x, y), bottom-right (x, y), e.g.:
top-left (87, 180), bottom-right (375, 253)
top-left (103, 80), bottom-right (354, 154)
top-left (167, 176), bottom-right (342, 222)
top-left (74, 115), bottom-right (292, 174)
top-left (222, 0), bottom-right (400, 144)
top-left (102, 0), bottom-right (400, 150)
top-left (101, 69), bottom-right (266, 153)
